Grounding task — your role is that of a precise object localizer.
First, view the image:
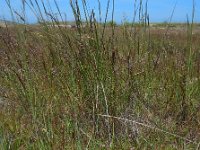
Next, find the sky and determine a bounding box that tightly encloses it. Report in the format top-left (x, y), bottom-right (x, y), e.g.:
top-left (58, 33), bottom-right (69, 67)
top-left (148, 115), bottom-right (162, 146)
top-left (0, 0), bottom-right (200, 24)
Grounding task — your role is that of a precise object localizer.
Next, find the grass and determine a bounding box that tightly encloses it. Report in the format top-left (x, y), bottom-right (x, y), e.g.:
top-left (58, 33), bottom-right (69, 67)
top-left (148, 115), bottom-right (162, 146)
top-left (0, 0), bottom-right (200, 149)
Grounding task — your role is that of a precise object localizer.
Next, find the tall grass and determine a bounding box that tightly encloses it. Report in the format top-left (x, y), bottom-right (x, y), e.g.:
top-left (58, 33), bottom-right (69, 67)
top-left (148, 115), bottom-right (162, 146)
top-left (0, 0), bottom-right (200, 149)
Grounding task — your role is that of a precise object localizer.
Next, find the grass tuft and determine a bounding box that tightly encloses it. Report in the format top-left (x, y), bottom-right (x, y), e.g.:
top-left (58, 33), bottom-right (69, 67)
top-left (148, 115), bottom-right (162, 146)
top-left (0, 0), bottom-right (200, 149)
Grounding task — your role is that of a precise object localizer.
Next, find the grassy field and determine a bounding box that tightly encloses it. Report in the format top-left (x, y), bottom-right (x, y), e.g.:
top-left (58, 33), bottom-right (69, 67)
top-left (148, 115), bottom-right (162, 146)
top-left (0, 0), bottom-right (200, 149)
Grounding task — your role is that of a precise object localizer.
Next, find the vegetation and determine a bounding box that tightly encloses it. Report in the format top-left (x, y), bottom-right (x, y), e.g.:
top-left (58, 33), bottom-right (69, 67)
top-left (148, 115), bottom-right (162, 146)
top-left (0, 0), bottom-right (200, 149)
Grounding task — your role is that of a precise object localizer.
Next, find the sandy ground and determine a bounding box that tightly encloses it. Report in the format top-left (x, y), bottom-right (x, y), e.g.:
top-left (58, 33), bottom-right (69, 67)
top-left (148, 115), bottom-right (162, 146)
top-left (0, 22), bottom-right (6, 28)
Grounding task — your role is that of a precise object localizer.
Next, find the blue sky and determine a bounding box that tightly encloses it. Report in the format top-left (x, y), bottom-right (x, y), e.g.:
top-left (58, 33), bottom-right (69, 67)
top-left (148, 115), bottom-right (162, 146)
top-left (0, 0), bottom-right (200, 23)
